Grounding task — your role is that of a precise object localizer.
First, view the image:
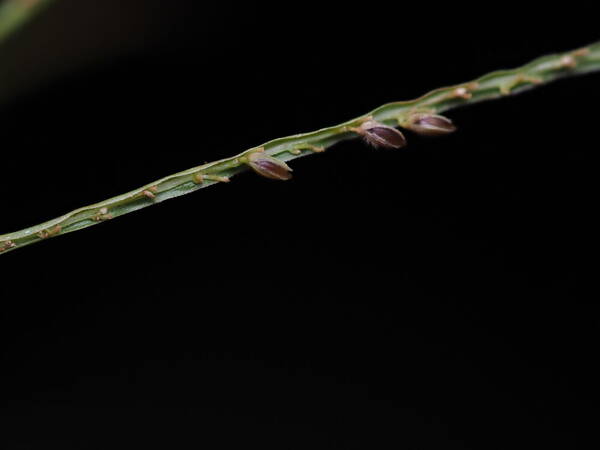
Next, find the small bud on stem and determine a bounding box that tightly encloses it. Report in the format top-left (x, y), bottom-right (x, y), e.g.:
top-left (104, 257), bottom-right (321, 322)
top-left (404, 113), bottom-right (456, 136)
top-left (246, 151), bottom-right (293, 180)
top-left (354, 120), bottom-right (407, 149)
top-left (0, 240), bottom-right (16, 253)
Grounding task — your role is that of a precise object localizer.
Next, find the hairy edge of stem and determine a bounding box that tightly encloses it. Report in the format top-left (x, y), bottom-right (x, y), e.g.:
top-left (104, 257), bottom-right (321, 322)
top-left (0, 0), bottom-right (54, 45)
top-left (2, 42), bottom-right (600, 255)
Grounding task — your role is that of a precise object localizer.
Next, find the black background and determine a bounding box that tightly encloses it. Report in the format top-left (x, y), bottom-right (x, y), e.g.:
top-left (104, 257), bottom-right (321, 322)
top-left (1, 2), bottom-right (599, 449)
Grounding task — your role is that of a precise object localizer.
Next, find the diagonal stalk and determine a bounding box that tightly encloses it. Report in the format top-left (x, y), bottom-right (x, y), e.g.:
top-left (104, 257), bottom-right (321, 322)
top-left (0, 0), bottom-right (54, 45)
top-left (2, 41), bottom-right (600, 255)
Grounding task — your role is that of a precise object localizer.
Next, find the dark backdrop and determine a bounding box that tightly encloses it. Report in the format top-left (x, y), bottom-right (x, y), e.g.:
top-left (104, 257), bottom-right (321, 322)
top-left (1, 2), bottom-right (598, 449)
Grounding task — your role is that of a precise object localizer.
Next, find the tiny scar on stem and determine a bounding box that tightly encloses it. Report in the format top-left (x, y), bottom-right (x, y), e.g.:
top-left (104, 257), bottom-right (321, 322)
top-left (193, 173), bottom-right (231, 184)
top-left (290, 144), bottom-right (325, 154)
top-left (499, 74), bottom-right (543, 95)
top-left (37, 225), bottom-right (62, 239)
top-left (0, 240), bottom-right (16, 252)
top-left (93, 207), bottom-right (113, 221)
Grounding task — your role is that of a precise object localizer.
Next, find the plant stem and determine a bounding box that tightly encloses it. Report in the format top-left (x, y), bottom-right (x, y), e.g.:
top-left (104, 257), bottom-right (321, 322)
top-left (0, 0), bottom-right (54, 45)
top-left (2, 41), bottom-right (600, 255)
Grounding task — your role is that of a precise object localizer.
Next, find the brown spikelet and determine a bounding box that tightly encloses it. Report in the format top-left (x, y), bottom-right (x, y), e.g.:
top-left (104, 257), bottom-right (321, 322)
top-left (357, 120), bottom-right (407, 149)
top-left (405, 113), bottom-right (456, 136)
top-left (247, 152), bottom-right (293, 180)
